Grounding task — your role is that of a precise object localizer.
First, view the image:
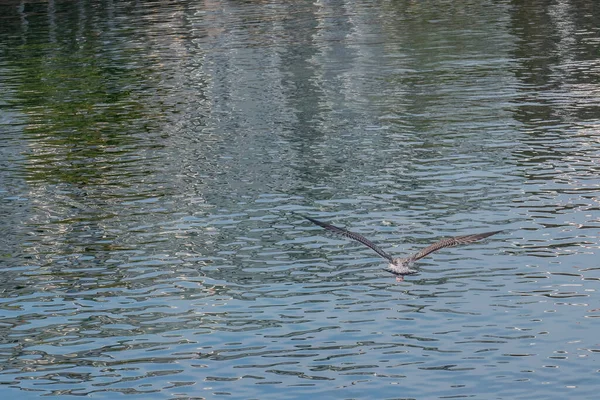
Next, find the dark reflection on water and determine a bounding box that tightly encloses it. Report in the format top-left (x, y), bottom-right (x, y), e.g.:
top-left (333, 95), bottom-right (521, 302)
top-left (1, 0), bottom-right (599, 399)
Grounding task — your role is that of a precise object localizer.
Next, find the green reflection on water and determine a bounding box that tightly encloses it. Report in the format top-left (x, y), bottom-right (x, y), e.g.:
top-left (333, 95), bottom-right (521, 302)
top-left (3, 4), bottom-right (162, 186)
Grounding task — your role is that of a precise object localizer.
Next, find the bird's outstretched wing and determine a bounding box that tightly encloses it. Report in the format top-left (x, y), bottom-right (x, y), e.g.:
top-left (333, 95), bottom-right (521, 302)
top-left (405, 231), bottom-right (501, 263)
top-left (300, 215), bottom-right (394, 263)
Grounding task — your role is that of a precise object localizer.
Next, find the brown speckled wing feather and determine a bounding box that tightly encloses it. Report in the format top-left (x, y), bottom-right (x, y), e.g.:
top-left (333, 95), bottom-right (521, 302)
top-left (406, 231), bottom-right (501, 263)
top-left (301, 215), bottom-right (394, 263)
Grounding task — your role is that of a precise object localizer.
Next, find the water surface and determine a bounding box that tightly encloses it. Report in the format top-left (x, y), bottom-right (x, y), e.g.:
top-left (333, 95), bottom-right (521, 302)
top-left (1, 0), bottom-right (599, 399)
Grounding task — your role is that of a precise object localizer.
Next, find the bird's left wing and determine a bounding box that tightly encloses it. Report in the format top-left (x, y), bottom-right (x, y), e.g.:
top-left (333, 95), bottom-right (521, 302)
top-left (300, 215), bottom-right (394, 263)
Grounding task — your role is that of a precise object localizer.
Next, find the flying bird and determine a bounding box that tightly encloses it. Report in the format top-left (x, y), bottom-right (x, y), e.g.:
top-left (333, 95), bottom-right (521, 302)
top-left (300, 215), bottom-right (501, 281)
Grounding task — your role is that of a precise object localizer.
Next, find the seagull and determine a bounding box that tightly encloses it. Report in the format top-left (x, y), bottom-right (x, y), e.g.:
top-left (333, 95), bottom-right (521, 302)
top-left (300, 215), bottom-right (501, 281)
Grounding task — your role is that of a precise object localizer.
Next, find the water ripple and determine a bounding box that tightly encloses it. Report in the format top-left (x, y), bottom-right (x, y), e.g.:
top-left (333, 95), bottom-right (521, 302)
top-left (2, 0), bottom-right (600, 399)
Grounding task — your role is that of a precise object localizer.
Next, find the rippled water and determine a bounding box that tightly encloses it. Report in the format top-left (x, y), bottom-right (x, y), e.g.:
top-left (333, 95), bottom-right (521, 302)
top-left (1, 0), bottom-right (599, 399)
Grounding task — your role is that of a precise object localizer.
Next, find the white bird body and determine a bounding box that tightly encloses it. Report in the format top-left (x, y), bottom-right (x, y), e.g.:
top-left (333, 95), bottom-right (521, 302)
top-left (388, 258), bottom-right (418, 276)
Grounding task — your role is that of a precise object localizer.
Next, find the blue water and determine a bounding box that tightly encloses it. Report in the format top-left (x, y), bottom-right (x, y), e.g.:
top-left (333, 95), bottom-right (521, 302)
top-left (1, 0), bottom-right (599, 399)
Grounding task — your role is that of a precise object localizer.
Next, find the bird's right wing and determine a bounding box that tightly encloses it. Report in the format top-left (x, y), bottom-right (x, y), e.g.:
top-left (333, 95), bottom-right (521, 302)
top-left (406, 231), bottom-right (502, 263)
top-left (300, 215), bottom-right (394, 263)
